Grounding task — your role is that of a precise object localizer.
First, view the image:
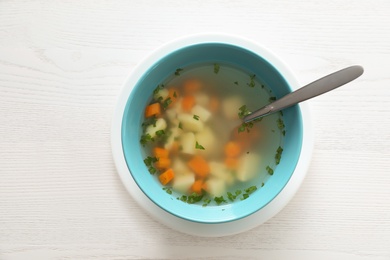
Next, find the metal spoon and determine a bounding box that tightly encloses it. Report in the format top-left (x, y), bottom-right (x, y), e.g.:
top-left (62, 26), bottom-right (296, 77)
top-left (243, 65), bottom-right (364, 123)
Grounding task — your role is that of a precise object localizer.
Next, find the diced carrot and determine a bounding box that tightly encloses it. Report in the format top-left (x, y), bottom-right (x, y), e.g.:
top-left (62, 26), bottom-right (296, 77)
top-left (224, 141), bottom-right (242, 157)
top-left (159, 168), bottom-right (175, 185)
top-left (225, 157), bottom-right (239, 169)
top-left (209, 96), bottom-right (219, 113)
top-left (191, 179), bottom-right (206, 194)
top-left (155, 157), bottom-right (171, 170)
top-left (181, 95), bottom-right (195, 112)
top-left (232, 125), bottom-right (261, 150)
top-left (153, 147), bottom-right (169, 158)
top-left (144, 103), bottom-right (161, 118)
top-left (183, 79), bottom-right (202, 94)
top-left (187, 155), bottom-right (210, 178)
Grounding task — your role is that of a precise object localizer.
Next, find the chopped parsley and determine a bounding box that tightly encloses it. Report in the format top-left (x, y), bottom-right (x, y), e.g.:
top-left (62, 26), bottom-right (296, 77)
top-left (214, 63), bottom-right (220, 74)
top-left (162, 97), bottom-right (172, 110)
top-left (163, 187), bottom-right (172, 194)
top-left (153, 84), bottom-right (164, 95)
top-left (155, 129), bottom-right (165, 137)
top-left (141, 116), bottom-right (157, 130)
top-left (269, 96), bottom-right (276, 102)
top-left (174, 68), bottom-right (183, 76)
top-left (234, 81), bottom-right (239, 85)
top-left (179, 193), bottom-right (204, 204)
top-left (193, 114), bottom-right (200, 120)
top-left (195, 141), bottom-right (205, 150)
top-left (202, 198), bottom-right (211, 207)
top-left (277, 118), bottom-right (285, 130)
top-left (178, 122), bottom-right (183, 129)
top-left (275, 146), bottom-right (283, 165)
top-left (247, 74), bottom-right (256, 88)
top-left (143, 156), bottom-right (158, 174)
top-left (140, 133), bottom-right (154, 146)
top-left (266, 166), bottom-right (274, 175)
top-left (214, 196), bottom-right (227, 205)
top-left (227, 190), bottom-right (242, 201)
top-left (238, 105), bottom-right (251, 119)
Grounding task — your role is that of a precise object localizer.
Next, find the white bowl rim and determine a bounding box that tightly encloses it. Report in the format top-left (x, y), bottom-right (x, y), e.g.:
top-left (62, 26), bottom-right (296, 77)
top-left (111, 33), bottom-right (314, 236)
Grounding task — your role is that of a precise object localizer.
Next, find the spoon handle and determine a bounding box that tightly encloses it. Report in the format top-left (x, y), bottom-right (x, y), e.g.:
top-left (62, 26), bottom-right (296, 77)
top-left (243, 65), bottom-right (364, 123)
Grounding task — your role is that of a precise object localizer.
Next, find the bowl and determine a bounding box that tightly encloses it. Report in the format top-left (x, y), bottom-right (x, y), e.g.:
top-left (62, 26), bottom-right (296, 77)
top-left (111, 34), bottom-right (313, 237)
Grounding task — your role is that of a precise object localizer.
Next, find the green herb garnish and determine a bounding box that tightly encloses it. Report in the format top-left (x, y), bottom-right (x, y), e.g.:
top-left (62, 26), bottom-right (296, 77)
top-left (245, 186), bottom-right (257, 194)
top-left (214, 63), bottom-right (220, 74)
top-left (238, 105), bottom-right (251, 119)
top-left (202, 198), bottom-right (211, 207)
top-left (241, 193), bottom-right (249, 200)
top-left (162, 97), bottom-right (172, 110)
top-left (266, 166), bottom-right (274, 175)
top-left (275, 146), bottom-right (283, 165)
top-left (234, 81), bottom-right (238, 85)
top-left (141, 116), bottom-right (157, 130)
top-left (269, 96), bottom-right (276, 102)
top-left (247, 74), bottom-right (256, 88)
top-left (140, 133), bottom-right (154, 146)
top-left (214, 196), bottom-right (227, 205)
top-left (195, 141), bottom-right (205, 150)
top-left (187, 192), bottom-right (204, 204)
top-left (153, 84), bottom-right (164, 95)
top-left (277, 118), bottom-right (285, 130)
top-left (143, 156), bottom-right (158, 174)
top-left (163, 187), bottom-right (172, 194)
top-left (193, 114), bottom-right (200, 120)
top-left (174, 68), bottom-right (183, 76)
top-left (178, 122), bottom-right (183, 129)
top-left (155, 130), bottom-right (165, 137)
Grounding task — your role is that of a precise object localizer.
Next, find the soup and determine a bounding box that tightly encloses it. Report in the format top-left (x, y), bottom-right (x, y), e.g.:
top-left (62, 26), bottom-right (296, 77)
top-left (140, 63), bottom-right (284, 206)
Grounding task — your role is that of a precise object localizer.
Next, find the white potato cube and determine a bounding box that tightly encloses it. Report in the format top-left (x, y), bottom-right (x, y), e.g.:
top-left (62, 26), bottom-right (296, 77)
top-left (180, 132), bottom-right (196, 155)
top-left (164, 126), bottom-right (182, 150)
top-left (172, 158), bottom-right (189, 175)
top-left (206, 178), bottom-right (226, 197)
top-left (194, 93), bottom-right (210, 107)
top-left (195, 126), bottom-right (217, 156)
top-left (222, 96), bottom-right (245, 120)
top-left (209, 161), bottom-right (235, 186)
top-left (173, 173), bottom-right (195, 194)
top-left (177, 113), bottom-right (204, 132)
top-left (153, 88), bottom-right (169, 101)
top-left (236, 153), bottom-right (260, 182)
top-left (191, 104), bottom-right (211, 122)
top-left (145, 118), bottom-right (167, 138)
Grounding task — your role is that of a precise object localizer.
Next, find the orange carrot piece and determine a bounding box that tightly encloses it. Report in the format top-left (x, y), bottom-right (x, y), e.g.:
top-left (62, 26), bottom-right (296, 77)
top-left (155, 157), bottom-right (171, 170)
top-left (191, 179), bottom-right (206, 194)
top-left (144, 103), bottom-right (161, 117)
top-left (183, 79), bottom-right (202, 94)
top-left (169, 141), bottom-right (180, 154)
top-left (224, 141), bottom-right (242, 157)
top-left (181, 95), bottom-right (195, 112)
top-left (153, 147), bottom-right (169, 158)
top-left (187, 155), bottom-right (210, 178)
top-left (225, 157), bottom-right (239, 169)
top-left (209, 96), bottom-right (219, 113)
top-left (159, 168), bottom-right (175, 185)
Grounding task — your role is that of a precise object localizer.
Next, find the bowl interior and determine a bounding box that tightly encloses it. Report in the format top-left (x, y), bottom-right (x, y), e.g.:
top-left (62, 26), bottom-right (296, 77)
top-left (121, 42), bottom-right (303, 223)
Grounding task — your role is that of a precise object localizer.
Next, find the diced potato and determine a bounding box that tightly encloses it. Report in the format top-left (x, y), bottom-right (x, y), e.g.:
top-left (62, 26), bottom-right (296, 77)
top-left (145, 118), bottom-right (167, 138)
top-left (236, 153), bottom-right (260, 182)
top-left (173, 173), bottom-right (195, 194)
top-left (222, 96), bottom-right (245, 120)
top-left (172, 158), bottom-right (189, 175)
top-left (164, 126), bottom-right (182, 150)
top-left (180, 132), bottom-right (196, 155)
top-left (191, 104), bottom-right (211, 122)
top-left (194, 93), bottom-right (210, 107)
top-left (195, 127), bottom-right (217, 156)
top-left (177, 113), bottom-right (204, 132)
top-left (154, 88), bottom-right (169, 101)
top-left (206, 178), bottom-right (226, 197)
top-left (209, 161), bottom-right (235, 186)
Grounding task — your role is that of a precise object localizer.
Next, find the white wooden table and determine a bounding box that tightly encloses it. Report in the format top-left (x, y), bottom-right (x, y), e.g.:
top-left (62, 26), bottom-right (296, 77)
top-left (1, 1), bottom-right (389, 259)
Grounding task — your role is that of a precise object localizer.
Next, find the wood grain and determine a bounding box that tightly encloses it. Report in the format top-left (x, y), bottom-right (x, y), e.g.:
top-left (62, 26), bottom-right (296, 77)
top-left (1, 0), bottom-right (389, 259)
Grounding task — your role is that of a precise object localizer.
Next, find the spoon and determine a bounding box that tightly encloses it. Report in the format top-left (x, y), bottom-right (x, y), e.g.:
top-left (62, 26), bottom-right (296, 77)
top-left (243, 65), bottom-right (364, 123)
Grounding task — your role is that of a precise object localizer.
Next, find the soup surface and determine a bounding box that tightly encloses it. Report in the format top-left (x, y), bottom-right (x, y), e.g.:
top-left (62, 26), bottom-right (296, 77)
top-left (140, 63), bottom-right (284, 206)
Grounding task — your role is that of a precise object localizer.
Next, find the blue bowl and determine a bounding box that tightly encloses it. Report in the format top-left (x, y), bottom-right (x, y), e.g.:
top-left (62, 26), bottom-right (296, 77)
top-left (112, 34), bottom-right (312, 232)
